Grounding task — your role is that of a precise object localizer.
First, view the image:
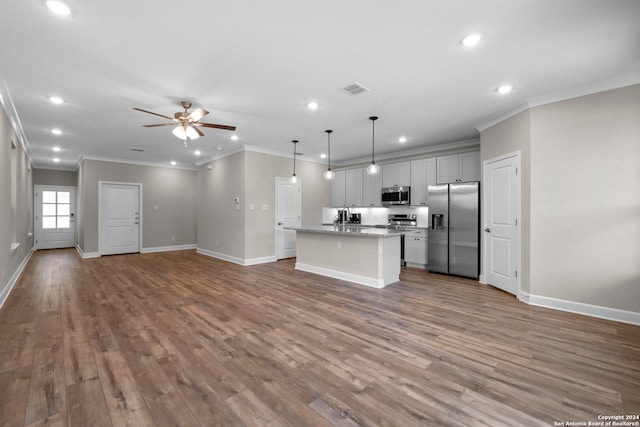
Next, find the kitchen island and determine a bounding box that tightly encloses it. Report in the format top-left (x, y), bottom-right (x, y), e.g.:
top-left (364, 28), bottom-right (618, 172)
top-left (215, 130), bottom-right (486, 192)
top-left (286, 225), bottom-right (403, 288)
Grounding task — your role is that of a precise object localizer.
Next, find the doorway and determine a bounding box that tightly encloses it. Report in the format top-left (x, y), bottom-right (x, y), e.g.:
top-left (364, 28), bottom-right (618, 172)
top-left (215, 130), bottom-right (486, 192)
top-left (483, 152), bottom-right (520, 295)
top-left (34, 185), bottom-right (76, 249)
top-left (99, 182), bottom-right (142, 255)
top-left (275, 177), bottom-right (301, 259)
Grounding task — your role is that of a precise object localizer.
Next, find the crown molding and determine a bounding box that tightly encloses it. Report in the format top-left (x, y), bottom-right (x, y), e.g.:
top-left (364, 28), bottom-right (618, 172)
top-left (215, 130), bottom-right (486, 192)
top-left (0, 79), bottom-right (32, 163)
top-left (195, 144), bottom-right (325, 167)
top-left (476, 72), bottom-right (640, 132)
top-left (79, 154), bottom-right (196, 171)
top-left (333, 138), bottom-right (480, 168)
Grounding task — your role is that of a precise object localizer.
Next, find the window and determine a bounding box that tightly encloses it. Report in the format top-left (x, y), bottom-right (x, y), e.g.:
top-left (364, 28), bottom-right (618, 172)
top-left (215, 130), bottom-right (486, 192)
top-left (42, 190), bottom-right (71, 229)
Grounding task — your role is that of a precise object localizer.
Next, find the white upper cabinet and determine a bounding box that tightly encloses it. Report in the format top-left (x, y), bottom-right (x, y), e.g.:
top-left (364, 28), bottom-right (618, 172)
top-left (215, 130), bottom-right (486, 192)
top-left (331, 170), bottom-right (346, 207)
top-left (363, 169), bottom-right (382, 207)
top-left (436, 151), bottom-right (480, 184)
top-left (345, 168), bottom-right (363, 207)
top-left (382, 161), bottom-right (411, 187)
top-left (410, 158), bottom-right (436, 206)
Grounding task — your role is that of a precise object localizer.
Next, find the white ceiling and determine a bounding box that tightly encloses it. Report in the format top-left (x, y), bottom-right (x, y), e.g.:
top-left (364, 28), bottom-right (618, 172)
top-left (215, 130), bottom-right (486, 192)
top-left (1, 0), bottom-right (639, 170)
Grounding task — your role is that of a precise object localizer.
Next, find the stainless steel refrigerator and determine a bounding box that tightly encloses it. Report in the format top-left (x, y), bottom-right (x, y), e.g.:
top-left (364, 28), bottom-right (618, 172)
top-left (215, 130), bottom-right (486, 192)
top-left (427, 182), bottom-right (479, 279)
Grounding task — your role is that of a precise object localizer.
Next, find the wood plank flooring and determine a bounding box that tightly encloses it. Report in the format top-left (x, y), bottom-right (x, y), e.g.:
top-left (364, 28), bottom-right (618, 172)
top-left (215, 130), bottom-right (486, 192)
top-left (0, 248), bottom-right (638, 426)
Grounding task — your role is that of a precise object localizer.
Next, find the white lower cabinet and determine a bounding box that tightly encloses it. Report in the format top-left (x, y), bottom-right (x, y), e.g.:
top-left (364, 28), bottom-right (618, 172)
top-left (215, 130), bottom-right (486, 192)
top-left (404, 229), bottom-right (428, 268)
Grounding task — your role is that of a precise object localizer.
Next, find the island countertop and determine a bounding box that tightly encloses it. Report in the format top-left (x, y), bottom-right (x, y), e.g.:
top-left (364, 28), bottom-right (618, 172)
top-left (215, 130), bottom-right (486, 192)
top-left (286, 225), bottom-right (404, 237)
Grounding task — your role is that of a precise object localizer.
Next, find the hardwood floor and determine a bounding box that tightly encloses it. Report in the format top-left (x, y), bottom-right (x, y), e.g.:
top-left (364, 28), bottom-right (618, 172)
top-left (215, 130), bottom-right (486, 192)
top-left (0, 249), bottom-right (638, 426)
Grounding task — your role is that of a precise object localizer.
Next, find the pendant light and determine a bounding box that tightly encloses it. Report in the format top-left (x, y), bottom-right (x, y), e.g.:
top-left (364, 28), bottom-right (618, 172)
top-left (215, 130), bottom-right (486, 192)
top-left (323, 130), bottom-right (334, 180)
top-left (366, 116), bottom-right (379, 175)
top-left (291, 140), bottom-right (299, 183)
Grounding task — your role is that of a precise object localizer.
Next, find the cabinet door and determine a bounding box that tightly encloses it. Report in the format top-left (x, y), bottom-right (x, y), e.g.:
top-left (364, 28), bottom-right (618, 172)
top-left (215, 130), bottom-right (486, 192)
top-left (363, 170), bottom-right (382, 206)
top-left (425, 158), bottom-right (437, 203)
top-left (382, 164), bottom-right (396, 188)
top-left (383, 162), bottom-right (411, 187)
top-left (345, 168), bottom-right (363, 207)
top-left (436, 154), bottom-right (460, 184)
top-left (410, 159), bottom-right (426, 206)
top-left (396, 162), bottom-right (411, 187)
top-left (331, 170), bottom-right (346, 207)
top-left (404, 233), bottom-right (419, 264)
top-left (460, 151), bottom-right (481, 182)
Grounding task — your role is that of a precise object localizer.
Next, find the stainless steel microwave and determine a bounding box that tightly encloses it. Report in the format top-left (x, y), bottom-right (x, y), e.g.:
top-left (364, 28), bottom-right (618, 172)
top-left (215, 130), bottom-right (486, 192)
top-left (381, 186), bottom-right (410, 206)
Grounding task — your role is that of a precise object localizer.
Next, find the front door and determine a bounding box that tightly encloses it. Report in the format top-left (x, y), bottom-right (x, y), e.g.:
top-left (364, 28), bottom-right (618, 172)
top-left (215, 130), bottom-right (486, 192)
top-left (484, 153), bottom-right (519, 295)
top-left (34, 186), bottom-right (76, 249)
top-left (275, 177), bottom-right (301, 259)
top-left (100, 183), bottom-right (141, 255)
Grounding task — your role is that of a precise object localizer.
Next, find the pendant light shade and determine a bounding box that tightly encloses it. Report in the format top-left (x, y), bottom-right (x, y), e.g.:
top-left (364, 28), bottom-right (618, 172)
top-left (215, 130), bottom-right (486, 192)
top-left (366, 116), bottom-right (379, 175)
top-left (291, 140), bottom-right (299, 183)
top-left (324, 130), bottom-right (334, 180)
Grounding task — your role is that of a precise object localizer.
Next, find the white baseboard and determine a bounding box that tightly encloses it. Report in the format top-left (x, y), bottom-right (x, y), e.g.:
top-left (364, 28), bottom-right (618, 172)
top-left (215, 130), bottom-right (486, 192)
top-left (196, 247), bottom-right (276, 266)
top-left (478, 274), bottom-right (487, 284)
top-left (141, 244), bottom-right (197, 254)
top-left (295, 262), bottom-right (389, 289)
top-left (0, 247), bottom-right (34, 310)
top-left (75, 245), bottom-right (100, 259)
top-left (244, 255), bottom-right (277, 266)
top-left (518, 291), bottom-right (640, 326)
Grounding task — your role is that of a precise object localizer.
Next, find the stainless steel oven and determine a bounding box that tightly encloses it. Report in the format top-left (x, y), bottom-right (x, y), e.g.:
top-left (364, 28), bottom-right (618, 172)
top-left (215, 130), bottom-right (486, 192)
top-left (388, 214), bottom-right (417, 266)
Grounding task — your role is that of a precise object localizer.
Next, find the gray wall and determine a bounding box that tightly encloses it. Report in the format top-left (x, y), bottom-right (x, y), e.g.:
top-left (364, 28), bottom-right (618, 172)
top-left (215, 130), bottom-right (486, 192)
top-left (77, 159), bottom-right (197, 253)
top-left (33, 168), bottom-right (77, 187)
top-left (481, 109), bottom-right (531, 293)
top-left (197, 151), bottom-right (246, 259)
top-left (481, 84), bottom-right (640, 313)
top-left (0, 104), bottom-right (33, 302)
top-left (197, 149), bottom-right (331, 262)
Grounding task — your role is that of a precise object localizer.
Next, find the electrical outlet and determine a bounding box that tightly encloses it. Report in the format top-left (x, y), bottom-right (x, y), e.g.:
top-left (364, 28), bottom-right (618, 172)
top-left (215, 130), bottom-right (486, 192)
top-left (215, 240), bottom-right (218, 246)
top-left (171, 236), bottom-right (175, 241)
top-left (250, 203), bottom-right (254, 210)
top-left (337, 241), bottom-right (341, 249)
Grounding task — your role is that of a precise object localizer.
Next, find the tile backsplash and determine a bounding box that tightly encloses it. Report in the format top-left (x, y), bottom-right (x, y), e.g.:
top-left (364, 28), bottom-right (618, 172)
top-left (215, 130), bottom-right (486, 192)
top-left (322, 206), bottom-right (430, 227)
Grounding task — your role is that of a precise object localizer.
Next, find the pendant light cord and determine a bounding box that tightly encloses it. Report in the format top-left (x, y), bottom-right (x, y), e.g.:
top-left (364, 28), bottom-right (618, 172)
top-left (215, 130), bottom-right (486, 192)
top-left (369, 116), bottom-right (378, 164)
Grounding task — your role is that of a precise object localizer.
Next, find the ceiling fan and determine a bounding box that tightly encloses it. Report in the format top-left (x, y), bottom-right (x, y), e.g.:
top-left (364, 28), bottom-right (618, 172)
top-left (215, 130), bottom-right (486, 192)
top-left (134, 101), bottom-right (236, 146)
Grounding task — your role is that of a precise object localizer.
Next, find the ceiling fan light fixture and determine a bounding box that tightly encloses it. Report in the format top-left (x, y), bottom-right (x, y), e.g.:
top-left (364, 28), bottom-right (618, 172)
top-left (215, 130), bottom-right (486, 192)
top-left (185, 125), bottom-right (201, 140)
top-left (46, 0), bottom-right (71, 16)
top-left (172, 125), bottom-right (188, 140)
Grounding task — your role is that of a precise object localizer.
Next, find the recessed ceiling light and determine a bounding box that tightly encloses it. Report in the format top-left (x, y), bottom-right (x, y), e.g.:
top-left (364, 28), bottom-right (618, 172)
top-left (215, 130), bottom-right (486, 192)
top-left (306, 101), bottom-right (319, 110)
top-left (320, 153), bottom-right (326, 159)
top-left (170, 161), bottom-right (177, 166)
top-left (53, 157), bottom-right (60, 162)
top-left (46, 1), bottom-right (71, 16)
top-left (52, 146), bottom-right (61, 152)
top-left (462, 33), bottom-right (483, 48)
top-left (48, 96), bottom-right (64, 105)
top-left (230, 134), bottom-right (239, 141)
top-left (217, 147), bottom-right (223, 151)
top-left (497, 84), bottom-right (513, 95)
top-left (194, 150), bottom-right (201, 156)
top-left (51, 128), bottom-right (62, 135)
top-left (398, 136), bottom-right (407, 143)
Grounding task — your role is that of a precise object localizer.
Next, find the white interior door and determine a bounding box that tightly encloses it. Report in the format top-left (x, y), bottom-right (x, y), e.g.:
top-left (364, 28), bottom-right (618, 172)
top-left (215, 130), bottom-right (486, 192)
top-left (484, 153), bottom-right (519, 295)
top-left (100, 183), bottom-right (140, 255)
top-left (275, 177), bottom-right (301, 259)
top-left (34, 186), bottom-right (76, 249)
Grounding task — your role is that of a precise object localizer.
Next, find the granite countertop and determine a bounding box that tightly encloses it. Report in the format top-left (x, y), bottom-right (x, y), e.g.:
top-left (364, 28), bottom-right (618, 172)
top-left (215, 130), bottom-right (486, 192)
top-left (286, 225), bottom-right (405, 237)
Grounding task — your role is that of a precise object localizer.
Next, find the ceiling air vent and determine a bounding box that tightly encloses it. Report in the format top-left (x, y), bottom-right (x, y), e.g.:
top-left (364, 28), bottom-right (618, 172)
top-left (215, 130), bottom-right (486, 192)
top-left (343, 82), bottom-right (369, 95)
top-left (131, 147), bottom-right (145, 152)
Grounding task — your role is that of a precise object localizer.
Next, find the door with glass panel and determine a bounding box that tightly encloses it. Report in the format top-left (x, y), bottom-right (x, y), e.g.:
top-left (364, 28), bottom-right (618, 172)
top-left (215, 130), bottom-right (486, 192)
top-left (34, 186), bottom-right (76, 249)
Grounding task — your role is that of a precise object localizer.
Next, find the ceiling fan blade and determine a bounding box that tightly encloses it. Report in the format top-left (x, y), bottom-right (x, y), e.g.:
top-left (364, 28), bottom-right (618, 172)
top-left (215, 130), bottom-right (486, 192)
top-left (133, 107), bottom-right (176, 121)
top-left (187, 108), bottom-right (209, 122)
top-left (143, 123), bottom-right (176, 127)
top-left (192, 126), bottom-right (204, 137)
top-left (197, 123), bottom-right (237, 131)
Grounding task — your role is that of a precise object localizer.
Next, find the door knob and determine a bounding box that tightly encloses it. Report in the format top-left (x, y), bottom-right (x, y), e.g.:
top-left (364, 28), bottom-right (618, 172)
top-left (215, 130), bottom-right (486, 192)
top-left (278, 222), bottom-right (283, 226)
top-left (484, 228), bottom-right (491, 233)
